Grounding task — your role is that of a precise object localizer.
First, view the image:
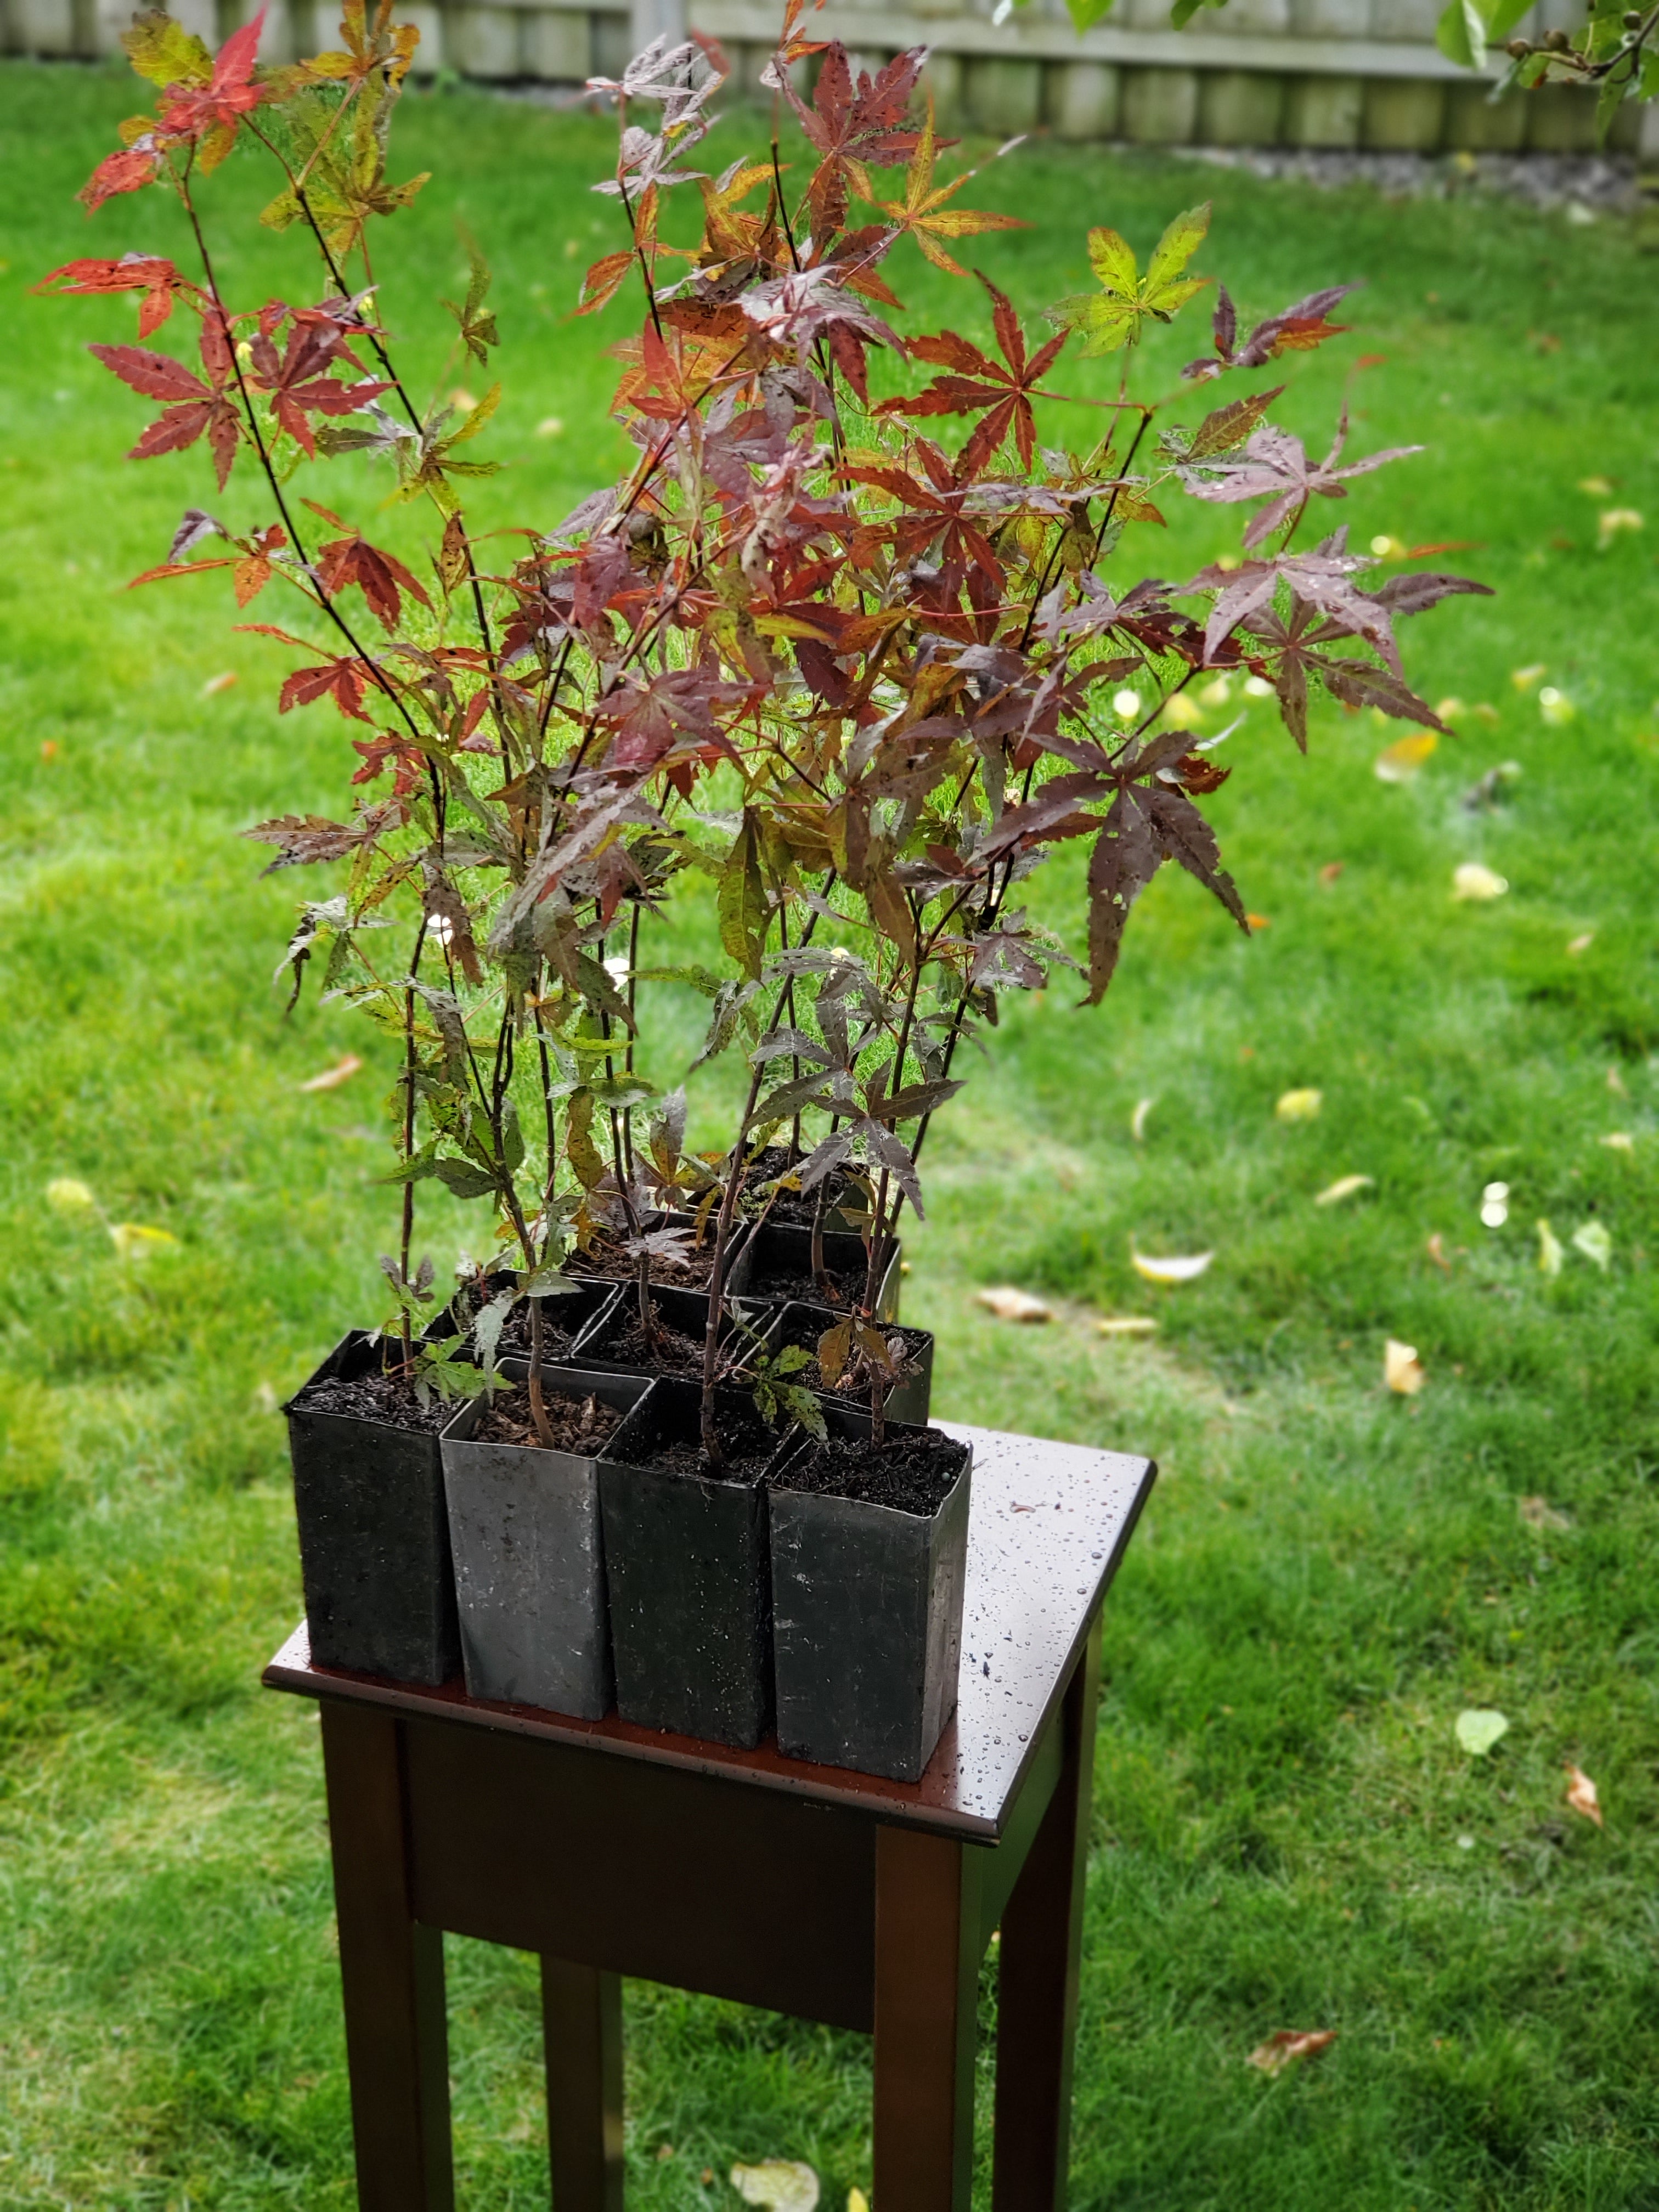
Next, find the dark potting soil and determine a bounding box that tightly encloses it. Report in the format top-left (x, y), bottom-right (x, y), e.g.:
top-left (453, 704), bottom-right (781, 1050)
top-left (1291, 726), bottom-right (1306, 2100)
top-left (779, 1427), bottom-right (966, 1517)
top-left (637, 1405), bottom-right (782, 1486)
top-left (291, 1365), bottom-right (453, 1435)
top-left (568, 1239), bottom-right (720, 1289)
top-left (474, 1385), bottom-right (623, 1453)
top-left (590, 1313), bottom-right (709, 1378)
top-left (781, 1318), bottom-right (929, 1397)
top-left (747, 1262), bottom-right (867, 1307)
top-left (495, 1308), bottom-right (588, 1360)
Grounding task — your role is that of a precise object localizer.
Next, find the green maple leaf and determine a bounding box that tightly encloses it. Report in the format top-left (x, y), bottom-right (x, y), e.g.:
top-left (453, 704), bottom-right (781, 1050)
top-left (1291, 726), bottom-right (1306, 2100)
top-left (1048, 201), bottom-right (1212, 356)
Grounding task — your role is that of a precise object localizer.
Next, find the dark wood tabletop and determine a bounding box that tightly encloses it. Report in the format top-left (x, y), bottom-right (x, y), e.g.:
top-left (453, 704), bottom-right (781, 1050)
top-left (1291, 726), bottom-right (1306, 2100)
top-left (264, 1420), bottom-right (1155, 1842)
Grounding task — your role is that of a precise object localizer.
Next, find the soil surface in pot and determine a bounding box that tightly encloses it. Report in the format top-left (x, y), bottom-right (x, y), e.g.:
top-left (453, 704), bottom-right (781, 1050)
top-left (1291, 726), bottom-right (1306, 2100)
top-left (779, 1317), bottom-right (930, 1399)
top-left (746, 1256), bottom-right (871, 1306)
top-left (637, 1403), bottom-right (782, 1485)
top-left (473, 1385), bottom-right (624, 1453)
top-left (291, 1364), bottom-right (452, 1434)
top-left (567, 1239), bottom-right (720, 1289)
top-left (590, 1309), bottom-right (713, 1378)
top-left (741, 1148), bottom-right (857, 1227)
top-left (779, 1427), bottom-right (966, 1516)
top-left (494, 1306), bottom-right (592, 1361)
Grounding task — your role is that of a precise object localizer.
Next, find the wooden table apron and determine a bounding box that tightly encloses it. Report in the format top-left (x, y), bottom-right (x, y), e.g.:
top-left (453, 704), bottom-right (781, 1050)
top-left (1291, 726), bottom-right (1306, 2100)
top-left (266, 1423), bottom-right (1155, 2212)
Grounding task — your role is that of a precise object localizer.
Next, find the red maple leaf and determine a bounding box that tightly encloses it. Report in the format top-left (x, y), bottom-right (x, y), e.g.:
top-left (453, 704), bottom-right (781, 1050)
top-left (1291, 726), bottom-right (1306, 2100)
top-left (246, 313), bottom-right (389, 458)
top-left (879, 274), bottom-right (1066, 471)
top-left (35, 255), bottom-right (198, 338)
top-left (88, 330), bottom-right (242, 487)
top-left (303, 500), bottom-right (432, 630)
top-left (77, 141), bottom-right (166, 215)
top-left (782, 42), bottom-right (925, 238)
top-left (155, 8), bottom-right (269, 172)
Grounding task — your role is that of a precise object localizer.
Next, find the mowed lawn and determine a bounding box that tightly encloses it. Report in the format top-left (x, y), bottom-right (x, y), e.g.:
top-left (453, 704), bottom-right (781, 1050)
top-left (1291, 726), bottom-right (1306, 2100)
top-left (2, 48), bottom-right (1658, 2210)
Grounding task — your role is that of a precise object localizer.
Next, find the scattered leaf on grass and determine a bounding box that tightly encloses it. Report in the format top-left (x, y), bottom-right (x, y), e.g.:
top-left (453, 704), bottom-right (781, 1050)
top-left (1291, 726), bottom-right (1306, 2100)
top-left (1596, 507), bottom-right (1643, 550)
top-left (975, 1286), bottom-right (1053, 1323)
top-left (1453, 863), bottom-right (1508, 901)
top-left (47, 1177), bottom-right (98, 1215)
top-left (1245, 912), bottom-right (1272, 932)
top-left (1538, 686), bottom-right (1575, 726)
top-left (1578, 475), bottom-right (1615, 497)
top-left (1564, 1764), bottom-right (1603, 1827)
top-left (656, 2144), bottom-right (675, 2162)
top-left (1607, 1065), bottom-right (1628, 1096)
top-left (1566, 933), bottom-right (1594, 955)
top-left (300, 1053), bottom-right (364, 1092)
top-left (253, 1381), bottom-right (279, 1415)
top-left (1385, 1338), bottom-right (1425, 1394)
top-left (41, 738), bottom-right (59, 759)
top-left (1374, 732), bottom-right (1437, 782)
top-left (1248, 2029), bottom-right (1338, 2074)
top-left (109, 1222), bottom-right (178, 1260)
top-left (1481, 1181), bottom-right (1510, 1229)
top-left (1572, 1221), bottom-right (1612, 1271)
top-left (1455, 1708), bottom-right (1509, 1756)
top-left (1426, 1232), bottom-right (1452, 1273)
top-left (200, 670), bottom-right (238, 697)
top-left (1600, 1132), bottom-right (1634, 1154)
top-left (1518, 1494), bottom-right (1570, 1531)
top-left (451, 386), bottom-right (479, 412)
top-left (1276, 1088), bottom-right (1322, 1121)
top-left (1511, 663), bottom-right (1547, 689)
top-left (1316, 1173), bottom-right (1373, 1206)
top-left (1097, 1316), bottom-right (1158, 1335)
top-left (730, 2161), bottom-right (820, 2210)
top-left (1318, 861), bottom-right (1345, 885)
top-left (536, 416), bottom-right (565, 437)
top-left (1536, 1220), bottom-right (1564, 1276)
top-left (1132, 1249), bottom-right (1214, 1284)
top-left (1130, 1097), bottom-right (1155, 1142)
top-left (848, 2194), bottom-right (870, 2212)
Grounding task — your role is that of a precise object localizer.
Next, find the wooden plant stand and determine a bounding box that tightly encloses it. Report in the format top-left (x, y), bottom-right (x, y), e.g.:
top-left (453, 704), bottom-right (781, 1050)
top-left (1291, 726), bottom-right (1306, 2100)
top-left (262, 1422), bottom-right (1155, 2210)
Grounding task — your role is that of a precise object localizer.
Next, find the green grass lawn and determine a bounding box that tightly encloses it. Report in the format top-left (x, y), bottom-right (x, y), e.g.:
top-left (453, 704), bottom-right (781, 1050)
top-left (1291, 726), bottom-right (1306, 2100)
top-left (3, 50), bottom-right (1659, 2209)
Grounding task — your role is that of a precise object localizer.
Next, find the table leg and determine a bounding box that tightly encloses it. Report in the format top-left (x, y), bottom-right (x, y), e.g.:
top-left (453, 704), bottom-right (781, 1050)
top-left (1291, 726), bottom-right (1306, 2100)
top-left (990, 1616), bottom-right (1102, 2212)
top-left (542, 1958), bottom-right (625, 2211)
top-left (319, 1699), bottom-right (455, 2212)
top-left (874, 1824), bottom-right (982, 2212)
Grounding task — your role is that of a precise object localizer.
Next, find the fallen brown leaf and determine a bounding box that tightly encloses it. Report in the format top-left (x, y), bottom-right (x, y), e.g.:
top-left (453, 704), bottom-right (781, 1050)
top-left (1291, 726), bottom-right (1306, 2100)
top-left (1318, 861), bottom-right (1345, 885)
top-left (1426, 1233), bottom-right (1451, 1273)
top-left (1564, 1763), bottom-right (1603, 1827)
top-left (975, 1286), bottom-right (1053, 1324)
top-left (300, 1053), bottom-right (364, 1093)
top-left (1385, 1338), bottom-right (1426, 1395)
top-left (1517, 1496), bottom-right (1570, 1532)
top-left (1248, 2029), bottom-right (1338, 2075)
top-left (201, 670), bottom-right (238, 697)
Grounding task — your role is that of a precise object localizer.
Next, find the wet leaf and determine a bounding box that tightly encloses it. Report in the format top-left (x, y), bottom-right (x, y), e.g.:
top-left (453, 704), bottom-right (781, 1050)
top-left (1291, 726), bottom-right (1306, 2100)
top-left (1276, 1088), bottom-right (1322, 1121)
top-left (1374, 731), bottom-right (1437, 783)
top-left (1536, 1220), bottom-right (1564, 1276)
top-left (1097, 1316), bottom-right (1158, 1335)
top-left (109, 1222), bottom-right (178, 1260)
top-left (1564, 1763), bottom-right (1603, 1827)
top-left (1510, 663), bottom-right (1546, 690)
top-left (1566, 933), bottom-right (1594, 955)
top-left (1132, 1248), bottom-right (1213, 1284)
top-left (200, 669), bottom-right (238, 696)
top-left (730, 2160), bottom-right (820, 2210)
top-left (1453, 863), bottom-right (1508, 901)
top-left (1248, 2029), bottom-right (1337, 2074)
top-left (1315, 1173), bottom-right (1373, 1206)
top-left (975, 1286), bottom-right (1053, 1323)
top-left (1385, 1338), bottom-right (1425, 1394)
top-left (300, 1052), bottom-right (364, 1092)
top-left (1130, 1096), bottom-right (1155, 1142)
top-left (1599, 1132), bottom-right (1634, 1154)
top-left (1572, 1221), bottom-right (1612, 1270)
top-left (47, 1177), bottom-right (98, 1215)
top-left (1455, 1707), bottom-right (1509, 1756)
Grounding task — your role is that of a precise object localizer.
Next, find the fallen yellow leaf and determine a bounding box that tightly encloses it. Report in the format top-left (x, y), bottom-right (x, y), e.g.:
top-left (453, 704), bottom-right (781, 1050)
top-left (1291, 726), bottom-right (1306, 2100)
top-left (975, 1286), bottom-right (1053, 1323)
top-left (1536, 1220), bottom-right (1564, 1276)
top-left (536, 415), bottom-right (565, 437)
top-left (109, 1222), bottom-right (178, 1261)
top-left (1130, 1097), bottom-right (1155, 1143)
top-left (1571, 1221), bottom-right (1611, 1270)
top-left (1131, 1249), bottom-right (1214, 1284)
top-left (1566, 933), bottom-right (1594, 955)
top-left (1518, 1494), bottom-right (1570, 1531)
top-left (1276, 1088), bottom-right (1322, 1121)
top-left (1315, 1173), bottom-right (1373, 1206)
top-left (730, 2161), bottom-right (820, 2211)
top-left (1453, 862), bottom-right (1508, 901)
top-left (1374, 731), bottom-right (1437, 783)
top-left (450, 386), bottom-right (479, 412)
top-left (1096, 1317), bottom-right (1158, 1335)
top-left (300, 1053), bottom-right (364, 1093)
top-left (1511, 663), bottom-right (1547, 690)
top-left (1248, 2029), bottom-right (1338, 2075)
top-left (1596, 507), bottom-right (1643, 549)
top-left (1385, 1338), bottom-right (1425, 1394)
top-left (1578, 475), bottom-right (1614, 496)
top-left (1607, 1065), bottom-right (1628, 1096)
top-left (1600, 1132), bottom-right (1634, 1154)
top-left (200, 670), bottom-right (238, 697)
top-left (1564, 1763), bottom-right (1603, 1827)
top-left (848, 2193), bottom-right (870, 2212)
top-left (47, 1177), bottom-right (98, 1215)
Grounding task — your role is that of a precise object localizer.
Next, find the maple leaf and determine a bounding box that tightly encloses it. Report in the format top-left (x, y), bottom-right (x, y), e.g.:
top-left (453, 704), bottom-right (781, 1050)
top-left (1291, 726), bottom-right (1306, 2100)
top-left (442, 232), bottom-right (498, 368)
top-left (866, 106), bottom-right (1024, 278)
top-left (879, 273), bottom-right (1065, 471)
top-left (1048, 202), bottom-right (1211, 356)
top-left (154, 7), bottom-right (269, 173)
top-left (87, 335), bottom-right (242, 488)
top-left (782, 42), bottom-right (926, 239)
top-left (241, 799), bottom-right (405, 871)
top-left (120, 9), bottom-right (213, 88)
top-left (303, 501), bottom-right (433, 630)
top-left (293, 0), bottom-right (421, 90)
top-left (246, 312), bottom-right (391, 459)
top-left (1180, 408), bottom-right (1422, 549)
top-left (35, 254), bottom-right (196, 338)
top-left (78, 140), bottom-right (166, 215)
top-left (1183, 281), bottom-right (1362, 382)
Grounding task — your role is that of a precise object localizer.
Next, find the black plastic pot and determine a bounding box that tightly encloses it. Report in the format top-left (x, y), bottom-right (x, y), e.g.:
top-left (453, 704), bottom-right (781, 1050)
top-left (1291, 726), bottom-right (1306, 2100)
top-left (726, 1222), bottom-right (900, 1319)
top-left (285, 1330), bottom-right (461, 1686)
top-left (596, 1379), bottom-right (796, 1748)
top-left (768, 1403), bottom-right (972, 1782)
top-left (771, 1300), bottom-right (934, 1425)
top-left (570, 1282), bottom-right (772, 1381)
top-left (439, 1364), bottom-right (649, 1718)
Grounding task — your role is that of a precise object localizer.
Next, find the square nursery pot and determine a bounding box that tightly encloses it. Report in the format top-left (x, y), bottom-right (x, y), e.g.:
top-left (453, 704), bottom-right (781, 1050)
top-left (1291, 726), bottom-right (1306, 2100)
top-left (769, 1402), bottom-right (972, 1782)
top-left (571, 1282), bottom-right (775, 1382)
top-left (597, 1379), bottom-right (797, 1749)
top-left (772, 1300), bottom-right (934, 1426)
top-left (285, 1329), bottom-right (462, 1686)
top-left (566, 1211), bottom-right (748, 1293)
top-left (726, 1221), bottom-right (901, 1319)
top-left (439, 1364), bottom-right (650, 1718)
top-left (427, 1271), bottom-right (620, 1365)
